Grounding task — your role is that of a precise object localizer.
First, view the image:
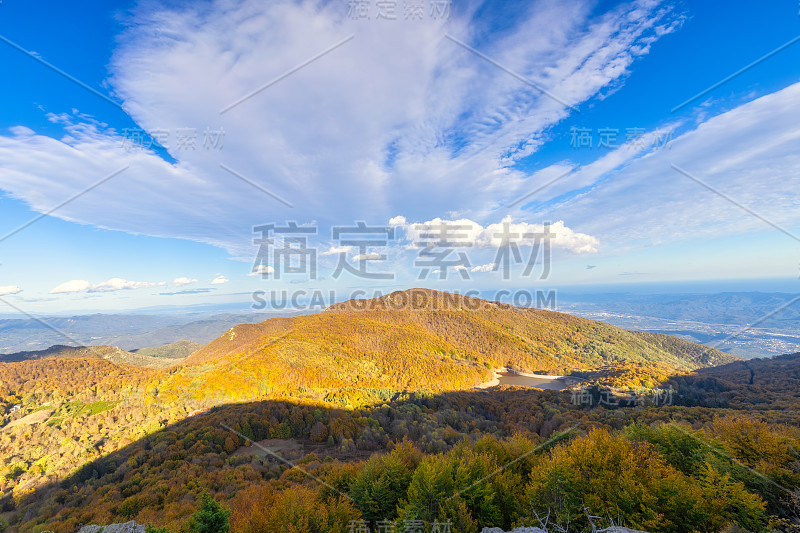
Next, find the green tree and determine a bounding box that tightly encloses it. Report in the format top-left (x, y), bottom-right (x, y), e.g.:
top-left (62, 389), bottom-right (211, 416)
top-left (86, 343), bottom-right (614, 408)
top-left (186, 492), bottom-right (230, 533)
top-left (350, 448), bottom-right (413, 521)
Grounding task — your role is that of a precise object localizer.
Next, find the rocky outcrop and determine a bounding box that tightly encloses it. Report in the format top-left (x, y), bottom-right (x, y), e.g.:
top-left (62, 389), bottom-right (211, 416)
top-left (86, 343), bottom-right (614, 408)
top-left (77, 521), bottom-right (145, 533)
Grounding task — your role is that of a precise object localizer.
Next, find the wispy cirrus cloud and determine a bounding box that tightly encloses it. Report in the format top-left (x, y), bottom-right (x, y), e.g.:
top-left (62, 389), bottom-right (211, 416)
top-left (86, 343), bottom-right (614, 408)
top-left (0, 0), bottom-right (681, 260)
top-left (511, 81), bottom-right (800, 251)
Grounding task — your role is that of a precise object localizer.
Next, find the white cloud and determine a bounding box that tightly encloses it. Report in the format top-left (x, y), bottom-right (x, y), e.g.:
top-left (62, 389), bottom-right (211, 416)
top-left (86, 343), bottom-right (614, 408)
top-left (516, 82), bottom-right (800, 249)
top-left (8, 126), bottom-right (34, 136)
top-left (394, 216), bottom-right (599, 254)
top-left (0, 0), bottom-right (678, 259)
top-left (320, 245), bottom-right (353, 256)
top-left (453, 263), bottom-right (496, 273)
top-left (50, 278), bottom-right (165, 294)
top-left (353, 253), bottom-right (383, 261)
top-left (92, 278), bottom-right (166, 292)
top-left (471, 263), bottom-right (496, 273)
top-left (248, 265), bottom-right (275, 276)
top-left (210, 275), bottom-right (229, 285)
top-left (506, 121), bottom-right (683, 209)
top-left (173, 277), bottom-right (198, 287)
top-left (50, 280), bottom-right (92, 294)
top-left (0, 285), bottom-right (22, 296)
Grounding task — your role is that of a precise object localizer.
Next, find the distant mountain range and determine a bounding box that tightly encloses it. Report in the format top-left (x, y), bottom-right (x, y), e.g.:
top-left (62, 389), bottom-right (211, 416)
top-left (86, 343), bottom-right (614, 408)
top-left (0, 289), bottom-right (741, 402)
top-left (2, 291), bottom-right (796, 359)
top-left (0, 289), bottom-right (742, 387)
top-left (0, 313), bottom-right (278, 354)
top-left (0, 341), bottom-right (197, 368)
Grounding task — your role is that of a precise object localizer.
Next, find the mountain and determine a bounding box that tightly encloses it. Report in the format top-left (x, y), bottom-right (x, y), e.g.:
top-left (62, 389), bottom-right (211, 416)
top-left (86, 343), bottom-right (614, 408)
top-left (0, 314), bottom-right (182, 353)
top-left (157, 289), bottom-right (739, 404)
top-left (0, 289), bottom-right (738, 411)
top-left (131, 340), bottom-right (202, 359)
top-left (0, 313), bottom-right (277, 354)
top-left (0, 289), bottom-right (785, 533)
top-left (108, 314), bottom-right (278, 351)
top-left (0, 344), bottom-right (182, 369)
top-left (667, 350), bottom-right (800, 416)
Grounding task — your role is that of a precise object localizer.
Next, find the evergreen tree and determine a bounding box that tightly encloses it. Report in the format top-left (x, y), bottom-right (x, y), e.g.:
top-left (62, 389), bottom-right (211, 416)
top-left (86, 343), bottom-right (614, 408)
top-left (186, 492), bottom-right (230, 533)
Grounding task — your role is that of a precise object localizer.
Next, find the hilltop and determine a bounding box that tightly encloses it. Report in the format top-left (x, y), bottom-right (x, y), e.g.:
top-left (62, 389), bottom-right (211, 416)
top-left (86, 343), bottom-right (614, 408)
top-left (0, 290), bottom-right (738, 414)
top-left (0, 343), bottom-right (185, 369)
top-left (131, 340), bottom-right (202, 360)
top-left (171, 289), bottom-right (737, 403)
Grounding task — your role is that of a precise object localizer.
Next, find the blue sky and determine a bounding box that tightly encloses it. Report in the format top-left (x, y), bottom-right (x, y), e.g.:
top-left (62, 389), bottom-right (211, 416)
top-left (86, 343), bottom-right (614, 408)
top-left (0, 0), bottom-right (799, 313)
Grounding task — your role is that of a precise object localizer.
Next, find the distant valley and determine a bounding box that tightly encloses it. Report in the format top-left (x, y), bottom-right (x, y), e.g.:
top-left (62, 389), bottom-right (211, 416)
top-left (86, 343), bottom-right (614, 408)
top-left (557, 291), bottom-right (800, 358)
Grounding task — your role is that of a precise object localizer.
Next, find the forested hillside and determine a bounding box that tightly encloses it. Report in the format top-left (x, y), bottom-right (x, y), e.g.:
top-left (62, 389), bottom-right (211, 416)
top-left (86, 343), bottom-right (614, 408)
top-left (5, 380), bottom-right (800, 532)
top-left (2, 289), bottom-right (782, 533)
top-left (0, 344), bottom-right (182, 369)
top-left (171, 289), bottom-right (737, 403)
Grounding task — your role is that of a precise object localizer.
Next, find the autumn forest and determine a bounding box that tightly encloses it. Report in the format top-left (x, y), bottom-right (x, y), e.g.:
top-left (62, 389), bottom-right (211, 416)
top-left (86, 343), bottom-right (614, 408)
top-left (1, 290), bottom-right (799, 533)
